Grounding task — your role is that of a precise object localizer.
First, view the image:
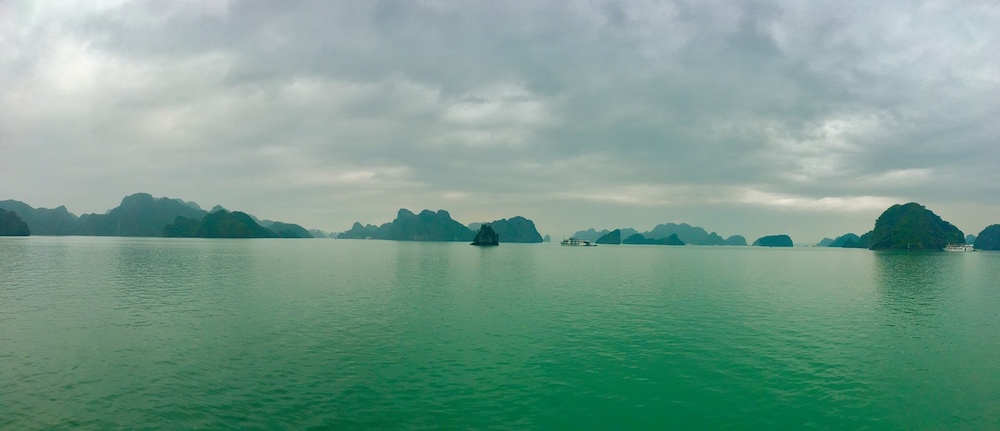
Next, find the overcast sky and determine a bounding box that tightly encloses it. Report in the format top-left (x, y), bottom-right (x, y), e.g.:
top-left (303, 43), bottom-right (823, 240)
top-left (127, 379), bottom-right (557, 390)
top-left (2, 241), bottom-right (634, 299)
top-left (2, 0), bottom-right (998, 242)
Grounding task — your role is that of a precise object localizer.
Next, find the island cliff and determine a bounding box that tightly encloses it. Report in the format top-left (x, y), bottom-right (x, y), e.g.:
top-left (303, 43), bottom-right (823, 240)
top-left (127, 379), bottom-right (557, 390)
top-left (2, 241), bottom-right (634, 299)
top-left (974, 225), bottom-right (1000, 251)
top-left (596, 229), bottom-right (621, 244)
top-left (867, 203), bottom-right (963, 250)
top-left (471, 225), bottom-right (499, 246)
top-left (752, 235), bottom-right (793, 247)
top-left (0, 209), bottom-right (30, 236)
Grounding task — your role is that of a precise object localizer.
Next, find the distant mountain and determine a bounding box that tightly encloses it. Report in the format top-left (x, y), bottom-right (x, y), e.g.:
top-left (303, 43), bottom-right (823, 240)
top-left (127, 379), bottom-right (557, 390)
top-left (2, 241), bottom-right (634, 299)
top-left (868, 203), bottom-right (963, 250)
top-left (623, 233), bottom-right (684, 245)
top-left (0, 209), bottom-right (30, 236)
top-left (308, 229), bottom-right (333, 239)
top-left (643, 223), bottom-right (708, 243)
top-left (818, 238), bottom-right (834, 247)
top-left (828, 233), bottom-right (861, 248)
top-left (0, 200), bottom-right (78, 235)
top-left (261, 220), bottom-right (312, 238)
top-left (471, 225), bottom-right (499, 246)
top-left (974, 225), bottom-right (1000, 251)
top-left (966, 234), bottom-right (977, 245)
top-left (596, 229), bottom-right (621, 244)
top-left (572, 228), bottom-right (638, 241)
top-left (723, 235), bottom-right (747, 246)
top-left (482, 216), bottom-right (542, 243)
top-left (752, 235), bottom-right (793, 247)
top-left (697, 232), bottom-right (725, 245)
top-left (75, 193), bottom-right (209, 237)
top-left (339, 209), bottom-right (474, 241)
top-left (543, 234), bottom-right (551, 242)
top-left (163, 210), bottom-right (278, 238)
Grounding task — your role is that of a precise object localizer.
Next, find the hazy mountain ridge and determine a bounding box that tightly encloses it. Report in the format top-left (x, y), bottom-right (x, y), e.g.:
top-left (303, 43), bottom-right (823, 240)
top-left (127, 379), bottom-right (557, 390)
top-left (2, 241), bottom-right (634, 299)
top-left (341, 210), bottom-right (543, 243)
top-left (574, 223), bottom-right (744, 246)
top-left (1, 193), bottom-right (313, 239)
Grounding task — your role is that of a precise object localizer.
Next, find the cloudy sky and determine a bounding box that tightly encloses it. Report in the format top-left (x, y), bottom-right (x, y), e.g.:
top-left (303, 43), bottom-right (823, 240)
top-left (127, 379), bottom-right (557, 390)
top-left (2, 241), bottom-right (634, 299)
top-left (2, 0), bottom-right (998, 241)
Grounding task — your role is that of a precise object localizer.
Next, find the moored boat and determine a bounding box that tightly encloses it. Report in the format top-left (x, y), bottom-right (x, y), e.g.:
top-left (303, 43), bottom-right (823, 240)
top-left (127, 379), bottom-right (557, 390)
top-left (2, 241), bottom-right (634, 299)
top-left (944, 244), bottom-right (975, 251)
top-left (561, 237), bottom-right (596, 246)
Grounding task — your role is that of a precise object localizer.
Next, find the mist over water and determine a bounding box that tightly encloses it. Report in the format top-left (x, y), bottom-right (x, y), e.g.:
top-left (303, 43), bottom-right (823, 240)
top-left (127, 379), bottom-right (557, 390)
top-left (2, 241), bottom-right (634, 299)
top-left (2, 237), bottom-right (999, 429)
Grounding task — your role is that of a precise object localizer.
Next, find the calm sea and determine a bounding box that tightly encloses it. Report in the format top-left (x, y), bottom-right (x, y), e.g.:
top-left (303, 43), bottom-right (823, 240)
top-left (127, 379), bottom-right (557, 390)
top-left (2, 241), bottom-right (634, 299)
top-left (2, 237), bottom-right (999, 429)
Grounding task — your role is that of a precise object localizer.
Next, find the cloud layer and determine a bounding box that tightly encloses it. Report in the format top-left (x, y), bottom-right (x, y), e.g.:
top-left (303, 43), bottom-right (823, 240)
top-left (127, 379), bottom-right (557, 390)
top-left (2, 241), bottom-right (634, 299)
top-left (3, 0), bottom-right (998, 241)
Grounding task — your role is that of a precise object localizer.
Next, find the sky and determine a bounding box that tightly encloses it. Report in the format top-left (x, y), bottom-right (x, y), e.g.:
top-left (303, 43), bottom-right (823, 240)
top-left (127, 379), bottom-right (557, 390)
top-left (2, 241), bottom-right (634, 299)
top-left (2, 0), bottom-right (998, 242)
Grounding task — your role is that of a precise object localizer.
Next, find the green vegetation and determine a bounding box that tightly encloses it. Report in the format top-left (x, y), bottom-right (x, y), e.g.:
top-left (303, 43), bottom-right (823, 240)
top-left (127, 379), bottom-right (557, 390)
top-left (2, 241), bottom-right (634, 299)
top-left (596, 229), bottom-right (621, 244)
top-left (974, 225), bottom-right (1000, 251)
top-left (339, 209), bottom-right (474, 241)
top-left (868, 203), bottom-right (963, 250)
top-left (163, 216), bottom-right (200, 237)
top-left (723, 235), bottom-right (747, 246)
top-left (75, 193), bottom-right (209, 236)
top-left (480, 216), bottom-right (543, 243)
top-left (0, 200), bottom-right (78, 235)
top-left (752, 235), bottom-right (793, 247)
top-left (0, 209), bottom-right (30, 236)
top-left (828, 233), bottom-right (861, 248)
top-left (471, 225), bottom-right (499, 246)
top-left (623, 233), bottom-right (685, 245)
top-left (195, 210), bottom-right (278, 238)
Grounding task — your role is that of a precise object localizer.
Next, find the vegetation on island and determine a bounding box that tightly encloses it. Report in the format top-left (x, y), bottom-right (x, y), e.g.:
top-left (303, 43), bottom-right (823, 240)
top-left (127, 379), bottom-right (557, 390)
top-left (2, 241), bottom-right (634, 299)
top-left (164, 210), bottom-right (279, 238)
top-left (623, 233), bottom-right (685, 245)
top-left (471, 225), bottom-right (499, 246)
top-left (340, 209), bottom-right (543, 243)
top-left (974, 225), bottom-right (1000, 251)
top-left (1, 193), bottom-right (311, 239)
top-left (596, 229), bottom-right (621, 244)
top-left (473, 216), bottom-right (543, 243)
top-left (752, 235), bottom-right (793, 247)
top-left (0, 200), bottom-right (78, 235)
top-left (576, 224), bottom-right (745, 246)
top-left (339, 209), bottom-right (474, 241)
top-left (866, 203), bottom-right (963, 250)
top-left (0, 209), bottom-right (30, 236)
top-left (722, 235), bottom-right (747, 246)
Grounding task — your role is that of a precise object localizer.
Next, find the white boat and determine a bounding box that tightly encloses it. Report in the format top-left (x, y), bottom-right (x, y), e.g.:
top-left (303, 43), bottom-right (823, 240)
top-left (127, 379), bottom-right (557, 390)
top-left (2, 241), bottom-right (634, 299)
top-left (944, 244), bottom-right (975, 251)
top-left (561, 237), bottom-right (596, 246)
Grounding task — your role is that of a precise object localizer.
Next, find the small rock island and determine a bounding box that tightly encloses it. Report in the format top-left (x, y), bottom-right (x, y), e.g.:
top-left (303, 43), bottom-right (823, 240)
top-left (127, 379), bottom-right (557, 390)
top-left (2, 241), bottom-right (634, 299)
top-left (471, 225), bottom-right (499, 246)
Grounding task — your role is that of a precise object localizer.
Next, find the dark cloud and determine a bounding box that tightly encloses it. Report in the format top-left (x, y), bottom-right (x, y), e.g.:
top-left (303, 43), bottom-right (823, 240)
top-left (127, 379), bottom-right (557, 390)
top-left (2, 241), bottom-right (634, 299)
top-left (2, 0), bottom-right (998, 241)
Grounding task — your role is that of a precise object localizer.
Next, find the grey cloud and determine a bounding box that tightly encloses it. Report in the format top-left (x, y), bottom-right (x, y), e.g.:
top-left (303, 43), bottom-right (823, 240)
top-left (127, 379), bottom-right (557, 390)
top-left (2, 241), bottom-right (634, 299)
top-left (2, 0), bottom-right (998, 241)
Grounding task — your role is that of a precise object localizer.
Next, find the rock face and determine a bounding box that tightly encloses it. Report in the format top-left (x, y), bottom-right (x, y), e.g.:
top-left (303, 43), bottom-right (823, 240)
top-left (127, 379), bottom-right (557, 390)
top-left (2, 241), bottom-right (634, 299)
top-left (974, 225), bottom-right (1000, 250)
top-left (868, 202), bottom-right (963, 250)
top-left (572, 228), bottom-right (639, 242)
top-left (0, 200), bottom-right (78, 235)
top-left (482, 216), bottom-right (543, 243)
top-left (828, 233), bottom-right (861, 248)
top-left (262, 221), bottom-right (313, 238)
top-left (196, 210), bottom-right (278, 238)
top-left (643, 223), bottom-right (709, 244)
top-left (623, 233), bottom-right (685, 245)
top-left (596, 229), bottom-right (621, 244)
top-left (471, 225), bottom-right (499, 246)
top-left (0, 209), bottom-right (30, 236)
top-left (752, 235), bottom-right (793, 247)
top-left (723, 235), bottom-right (747, 246)
top-left (75, 193), bottom-right (209, 237)
top-left (339, 209), bottom-right (474, 241)
top-left (163, 210), bottom-right (278, 238)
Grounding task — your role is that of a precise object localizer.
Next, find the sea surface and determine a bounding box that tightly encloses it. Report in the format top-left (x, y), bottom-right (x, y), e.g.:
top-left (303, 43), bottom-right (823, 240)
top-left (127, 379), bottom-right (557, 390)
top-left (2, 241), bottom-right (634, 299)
top-left (2, 237), bottom-right (999, 430)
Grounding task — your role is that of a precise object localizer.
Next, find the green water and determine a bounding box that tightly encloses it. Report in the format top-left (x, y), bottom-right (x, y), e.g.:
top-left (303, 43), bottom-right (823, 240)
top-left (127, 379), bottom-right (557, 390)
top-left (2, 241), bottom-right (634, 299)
top-left (2, 237), bottom-right (999, 429)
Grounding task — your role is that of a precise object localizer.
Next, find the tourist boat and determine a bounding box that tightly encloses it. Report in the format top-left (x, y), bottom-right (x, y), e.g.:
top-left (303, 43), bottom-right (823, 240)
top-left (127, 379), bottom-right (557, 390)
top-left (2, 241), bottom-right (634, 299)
top-left (561, 237), bottom-right (596, 246)
top-left (944, 244), bottom-right (975, 251)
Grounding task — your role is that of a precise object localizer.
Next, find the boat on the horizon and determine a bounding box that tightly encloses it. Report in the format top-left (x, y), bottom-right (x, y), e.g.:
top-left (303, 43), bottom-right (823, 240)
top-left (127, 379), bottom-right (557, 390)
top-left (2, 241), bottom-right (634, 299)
top-left (561, 237), bottom-right (596, 246)
top-left (945, 244), bottom-right (975, 251)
